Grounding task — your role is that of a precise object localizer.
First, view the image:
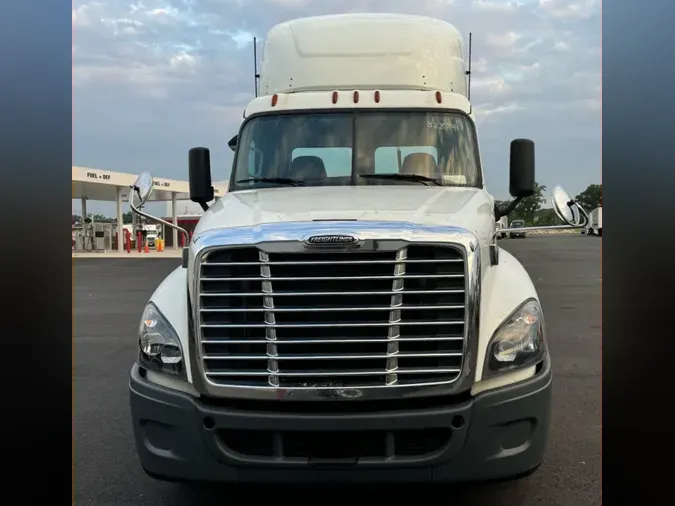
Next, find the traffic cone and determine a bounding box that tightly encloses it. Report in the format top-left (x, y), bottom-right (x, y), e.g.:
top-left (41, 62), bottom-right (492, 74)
top-left (144, 243), bottom-right (149, 253)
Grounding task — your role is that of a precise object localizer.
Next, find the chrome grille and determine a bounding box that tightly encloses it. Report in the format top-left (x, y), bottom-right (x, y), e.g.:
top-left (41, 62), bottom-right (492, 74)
top-left (197, 244), bottom-right (468, 390)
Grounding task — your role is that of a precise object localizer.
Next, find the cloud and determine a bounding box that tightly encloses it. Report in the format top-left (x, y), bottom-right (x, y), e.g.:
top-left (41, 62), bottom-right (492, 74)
top-left (474, 0), bottom-right (520, 12)
top-left (554, 40), bottom-right (570, 51)
top-left (539, 0), bottom-right (600, 19)
top-left (486, 31), bottom-right (523, 51)
top-left (73, 0), bottom-right (600, 213)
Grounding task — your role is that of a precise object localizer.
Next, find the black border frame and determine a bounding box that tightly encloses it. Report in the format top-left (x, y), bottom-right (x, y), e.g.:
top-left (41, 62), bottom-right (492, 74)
top-left (0, 0), bottom-right (72, 500)
top-left (3, 0), bottom-right (673, 501)
top-left (602, 0), bottom-right (675, 502)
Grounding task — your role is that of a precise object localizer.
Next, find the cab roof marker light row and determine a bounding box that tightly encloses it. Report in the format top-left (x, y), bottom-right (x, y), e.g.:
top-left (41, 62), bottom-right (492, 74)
top-left (266, 89), bottom-right (450, 109)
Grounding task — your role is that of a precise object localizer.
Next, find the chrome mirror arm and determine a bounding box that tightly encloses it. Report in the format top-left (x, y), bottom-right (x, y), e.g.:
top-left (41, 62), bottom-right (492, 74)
top-left (490, 223), bottom-right (585, 244)
top-left (129, 185), bottom-right (191, 246)
top-left (570, 201), bottom-right (590, 228)
top-left (489, 193), bottom-right (590, 266)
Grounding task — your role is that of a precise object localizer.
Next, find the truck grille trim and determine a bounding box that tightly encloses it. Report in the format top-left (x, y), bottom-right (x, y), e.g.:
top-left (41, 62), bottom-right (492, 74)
top-left (197, 244), bottom-right (468, 391)
top-left (201, 305), bottom-right (465, 312)
top-left (200, 289), bottom-right (464, 297)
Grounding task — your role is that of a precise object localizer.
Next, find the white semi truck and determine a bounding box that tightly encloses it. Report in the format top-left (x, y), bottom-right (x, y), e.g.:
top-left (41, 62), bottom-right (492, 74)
top-left (128, 14), bottom-right (588, 484)
top-left (587, 207), bottom-right (602, 236)
top-left (496, 216), bottom-right (508, 239)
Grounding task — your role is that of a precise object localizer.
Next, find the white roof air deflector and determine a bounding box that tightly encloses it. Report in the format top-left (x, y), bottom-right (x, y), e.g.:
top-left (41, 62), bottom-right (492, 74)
top-left (259, 14), bottom-right (469, 97)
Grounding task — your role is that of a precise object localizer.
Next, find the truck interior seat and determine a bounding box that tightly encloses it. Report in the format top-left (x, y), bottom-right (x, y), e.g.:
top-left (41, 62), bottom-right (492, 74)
top-left (400, 152), bottom-right (439, 179)
top-left (290, 155), bottom-right (327, 182)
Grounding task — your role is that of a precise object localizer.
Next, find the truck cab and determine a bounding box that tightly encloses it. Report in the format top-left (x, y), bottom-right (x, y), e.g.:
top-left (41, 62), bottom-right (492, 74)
top-left (128, 13), bottom-right (587, 484)
top-left (143, 224), bottom-right (158, 247)
top-left (496, 216), bottom-right (508, 238)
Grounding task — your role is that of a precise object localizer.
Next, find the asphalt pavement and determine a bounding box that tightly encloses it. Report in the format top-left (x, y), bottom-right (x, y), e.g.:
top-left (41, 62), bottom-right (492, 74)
top-left (73, 235), bottom-right (601, 505)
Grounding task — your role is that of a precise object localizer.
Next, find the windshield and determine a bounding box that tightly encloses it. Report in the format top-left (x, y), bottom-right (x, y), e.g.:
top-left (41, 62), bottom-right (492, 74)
top-left (230, 111), bottom-right (482, 190)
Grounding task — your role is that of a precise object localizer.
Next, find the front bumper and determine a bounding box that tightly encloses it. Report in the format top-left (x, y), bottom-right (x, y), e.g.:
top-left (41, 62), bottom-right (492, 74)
top-left (129, 358), bottom-right (552, 484)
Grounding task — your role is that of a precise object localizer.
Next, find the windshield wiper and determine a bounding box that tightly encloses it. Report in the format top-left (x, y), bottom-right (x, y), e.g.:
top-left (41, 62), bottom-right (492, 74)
top-left (236, 177), bottom-right (304, 187)
top-left (359, 173), bottom-right (441, 186)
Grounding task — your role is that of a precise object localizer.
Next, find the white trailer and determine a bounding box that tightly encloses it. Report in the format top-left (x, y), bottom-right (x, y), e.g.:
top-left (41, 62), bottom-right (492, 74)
top-left (496, 215), bottom-right (508, 238)
top-left (587, 207), bottom-right (602, 236)
top-left (127, 13), bottom-right (588, 485)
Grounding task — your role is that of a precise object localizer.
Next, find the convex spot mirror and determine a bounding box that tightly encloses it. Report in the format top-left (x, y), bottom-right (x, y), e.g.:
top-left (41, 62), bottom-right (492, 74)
top-left (131, 171), bottom-right (154, 208)
top-left (551, 185), bottom-right (585, 226)
top-left (228, 135), bottom-right (237, 152)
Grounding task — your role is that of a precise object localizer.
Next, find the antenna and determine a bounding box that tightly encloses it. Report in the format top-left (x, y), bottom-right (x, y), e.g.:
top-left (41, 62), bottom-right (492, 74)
top-left (466, 32), bottom-right (472, 102)
top-left (253, 37), bottom-right (260, 97)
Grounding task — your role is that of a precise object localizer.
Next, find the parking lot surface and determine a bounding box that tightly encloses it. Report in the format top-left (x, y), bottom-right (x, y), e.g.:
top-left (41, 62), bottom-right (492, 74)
top-left (74, 235), bottom-right (600, 504)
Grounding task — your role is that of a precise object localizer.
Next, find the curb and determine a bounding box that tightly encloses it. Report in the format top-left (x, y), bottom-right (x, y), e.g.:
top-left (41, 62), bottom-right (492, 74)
top-left (72, 252), bottom-right (182, 259)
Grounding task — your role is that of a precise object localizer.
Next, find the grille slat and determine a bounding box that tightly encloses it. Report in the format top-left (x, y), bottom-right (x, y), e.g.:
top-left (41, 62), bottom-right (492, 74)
top-left (201, 321), bottom-right (464, 328)
top-left (203, 352), bottom-right (463, 360)
top-left (205, 368), bottom-right (462, 377)
top-left (201, 274), bottom-right (464, 281)
top-left (197, 244), bottom-right (468, 390)
top-left (201, 337), bottom-right (465, 344)
top-left (204, 258), bottom-right (463, 266)
top-left (200, 305), bottom-right (464, 312)
top-left (200, 289), bottom-right (465, 297)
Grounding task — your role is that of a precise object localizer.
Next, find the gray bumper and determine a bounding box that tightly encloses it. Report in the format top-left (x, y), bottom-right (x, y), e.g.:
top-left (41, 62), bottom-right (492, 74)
top-left (129, 358), bottom-right (552, 484)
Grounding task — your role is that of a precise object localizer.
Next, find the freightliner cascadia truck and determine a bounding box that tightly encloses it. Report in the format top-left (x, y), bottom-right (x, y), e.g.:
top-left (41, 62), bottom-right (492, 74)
top-left (128, 14), bottom-right (588, 484)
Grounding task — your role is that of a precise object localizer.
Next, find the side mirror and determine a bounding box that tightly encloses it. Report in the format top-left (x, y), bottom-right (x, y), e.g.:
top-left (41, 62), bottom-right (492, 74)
top-left (509, 139), bottom-right (535, 198)
top-left (228, 135), bottom-right (237, 152)
top-left (189, 147), bottom-right (214, 210)
top-left (130, 171), bottom-right (154, 209)
top-left (551, 185), bottom-right (586, 226)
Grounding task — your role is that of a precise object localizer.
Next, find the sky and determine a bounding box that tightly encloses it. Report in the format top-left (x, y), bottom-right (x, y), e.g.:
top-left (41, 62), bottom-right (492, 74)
top-left (73, 0), bottom-right (601, 216)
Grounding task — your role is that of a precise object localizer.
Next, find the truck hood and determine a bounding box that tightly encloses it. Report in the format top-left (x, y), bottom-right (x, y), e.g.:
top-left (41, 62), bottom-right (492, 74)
top-left (194, 186), bottom-right (495, 236)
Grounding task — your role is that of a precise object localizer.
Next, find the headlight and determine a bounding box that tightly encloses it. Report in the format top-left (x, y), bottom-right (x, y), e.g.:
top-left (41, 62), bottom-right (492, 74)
top-left (483, 298), bottom-right (546, 379)
top-left (138, 302), bottom-right (185, 378)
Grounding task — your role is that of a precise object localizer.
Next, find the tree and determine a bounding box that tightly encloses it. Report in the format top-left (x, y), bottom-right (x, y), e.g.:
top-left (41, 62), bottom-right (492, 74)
top-left (123, 211), bottom-right (134, 224)
top-left (494, 200), bottom-right (511, 212)
top-left (495, 199), bottom-right (523, 220)
top-left (575, 184), bottom-right (602, 211)
top-left (90, 213), bottom-right (114, 223)
top-left (495, 199), bottom-right (525, 223)
top-left (535, 208), bottom-right (562, 226)
top-left (495, 183), bottom-right (548, 225)
top-left (517, 182), bottom-right (547, 225)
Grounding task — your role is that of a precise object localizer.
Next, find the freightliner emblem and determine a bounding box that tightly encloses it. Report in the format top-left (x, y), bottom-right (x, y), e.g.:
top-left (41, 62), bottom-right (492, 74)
top-left (306, 234), bottom-right (358, 245)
